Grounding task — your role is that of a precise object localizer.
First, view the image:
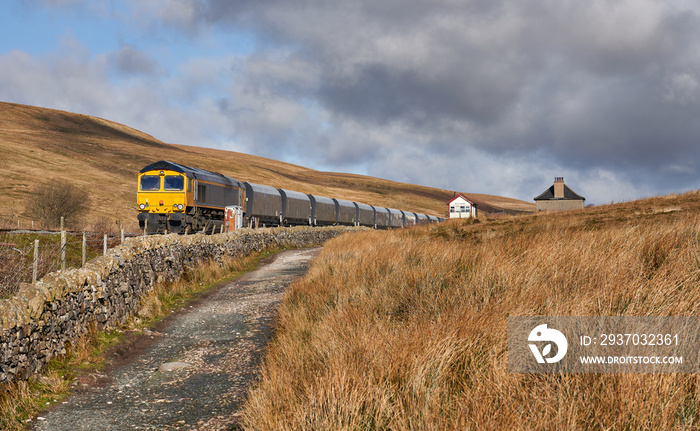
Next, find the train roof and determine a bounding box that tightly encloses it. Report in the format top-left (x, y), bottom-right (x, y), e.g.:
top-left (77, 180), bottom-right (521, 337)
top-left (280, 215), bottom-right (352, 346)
top-left (354, 202), bottom-right (373, 210)
top-left (332, 198), bottom-right (356, 208)
top-left (308, 194), bottom-right (335, 204)
top-left (140, 161), bottom-right (244, 187)
top-left (244, 182), bottom-right (282, 195)
top-left (278, 188), bottom-right (310, 200)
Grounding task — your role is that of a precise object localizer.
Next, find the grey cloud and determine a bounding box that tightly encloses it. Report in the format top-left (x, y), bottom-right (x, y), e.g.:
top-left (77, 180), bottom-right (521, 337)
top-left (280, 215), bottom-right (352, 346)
top-left (185, 2), bottom-right (699, 119)
top-left (316, 60), bottom-right (521, 128)
top-left (110, 46), bottom-right (161, 76)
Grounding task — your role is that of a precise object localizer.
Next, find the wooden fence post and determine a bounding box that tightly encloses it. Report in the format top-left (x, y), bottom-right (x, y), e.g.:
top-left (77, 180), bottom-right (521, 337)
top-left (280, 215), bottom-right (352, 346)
top-left (32, 239), bottom-right (39, 284)
top-left (60, 216), bottom-right (66, 271)
top-left (82, 232), bottom-right (87, 267)
top-left (103, 234), bottom-right (108, 255)
top-left (121, 227), bottom-right (125, 244)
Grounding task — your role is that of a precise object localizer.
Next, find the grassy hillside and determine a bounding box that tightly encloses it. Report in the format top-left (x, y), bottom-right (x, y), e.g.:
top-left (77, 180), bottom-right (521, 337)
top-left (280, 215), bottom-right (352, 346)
top-left (0, 102), bottom-right (533, 231)
top-left (241, 191), bottom-right (700, 430)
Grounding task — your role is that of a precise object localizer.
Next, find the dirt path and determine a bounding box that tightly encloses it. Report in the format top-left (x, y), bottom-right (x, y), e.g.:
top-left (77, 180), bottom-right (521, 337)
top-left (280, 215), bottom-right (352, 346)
top-left (33, 248), bottom-right (321, 431)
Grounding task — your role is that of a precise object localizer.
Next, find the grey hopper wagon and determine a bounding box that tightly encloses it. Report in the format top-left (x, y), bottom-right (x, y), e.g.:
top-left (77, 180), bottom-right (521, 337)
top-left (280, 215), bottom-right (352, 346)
top-left (309, 195), bottom-right (336, 226)
top-left (386, 208), bottom-right (404, 228)
top-left (414, 213), bottom-right (429, 225)
top-left (279, 189), bottom-right (312, 226)
top-left (401, 211), bottom-right (416, 228)
top-left (374, 207), bottom-right (391, 228)
top-left (333, 198), bottom-right (357, 226)
top-left (244, 182), bottom-right (282, 227)
top-left (354, 202), bottom-right (375, 228)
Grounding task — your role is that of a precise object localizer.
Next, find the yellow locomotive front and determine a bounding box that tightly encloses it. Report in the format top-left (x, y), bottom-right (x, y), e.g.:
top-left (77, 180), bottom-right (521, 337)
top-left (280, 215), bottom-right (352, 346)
top-left (137, 160), bottom-right (247, 234)
top-left (137, 165), bottom-right (190, 233)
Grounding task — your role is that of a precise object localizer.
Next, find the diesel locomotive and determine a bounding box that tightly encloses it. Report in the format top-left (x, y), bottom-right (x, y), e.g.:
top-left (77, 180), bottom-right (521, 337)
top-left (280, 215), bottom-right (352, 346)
top-left (137, 160), bottom-right (442, 234)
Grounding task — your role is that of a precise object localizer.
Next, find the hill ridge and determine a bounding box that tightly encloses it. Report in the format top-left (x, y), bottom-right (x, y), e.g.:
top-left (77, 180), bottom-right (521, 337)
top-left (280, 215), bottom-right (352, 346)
top-left (0, 101), bottom-right (534, 230)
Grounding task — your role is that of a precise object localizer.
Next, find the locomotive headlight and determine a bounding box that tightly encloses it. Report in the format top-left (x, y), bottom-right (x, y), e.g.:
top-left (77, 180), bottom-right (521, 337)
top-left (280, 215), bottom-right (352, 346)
top-left (175, 204), bottom-right (184, 210)
top-left (139, 203), bottom-right (147, 210)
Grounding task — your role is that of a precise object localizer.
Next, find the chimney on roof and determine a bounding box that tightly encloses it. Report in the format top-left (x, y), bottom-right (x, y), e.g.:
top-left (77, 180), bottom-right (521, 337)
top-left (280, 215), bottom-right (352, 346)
top-left (554, 177), bottom-right (564, 198)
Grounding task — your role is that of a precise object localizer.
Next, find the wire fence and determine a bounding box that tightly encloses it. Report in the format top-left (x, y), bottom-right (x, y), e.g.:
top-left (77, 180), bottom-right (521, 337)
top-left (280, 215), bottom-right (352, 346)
top-left (0, 229), bottom-right (133, 299)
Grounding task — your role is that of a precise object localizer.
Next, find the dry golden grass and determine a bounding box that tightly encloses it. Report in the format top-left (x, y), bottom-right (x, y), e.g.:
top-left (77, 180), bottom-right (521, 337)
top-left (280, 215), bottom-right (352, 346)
top-left (0, 370), bottom-right (70, 430)
top-left (0, 101), bottom-right (533, 231)
top-left (241, 191), bottom-right (700, 430)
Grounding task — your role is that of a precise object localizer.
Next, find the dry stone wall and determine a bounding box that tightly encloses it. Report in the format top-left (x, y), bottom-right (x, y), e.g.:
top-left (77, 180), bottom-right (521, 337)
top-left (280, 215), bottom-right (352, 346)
top-left (0, 226), bottom-right (359, 384)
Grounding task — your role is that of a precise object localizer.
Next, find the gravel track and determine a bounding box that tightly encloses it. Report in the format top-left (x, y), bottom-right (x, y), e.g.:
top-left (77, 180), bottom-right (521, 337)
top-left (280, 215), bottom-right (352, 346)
top-left (32, 248), bottom-right (321, 431)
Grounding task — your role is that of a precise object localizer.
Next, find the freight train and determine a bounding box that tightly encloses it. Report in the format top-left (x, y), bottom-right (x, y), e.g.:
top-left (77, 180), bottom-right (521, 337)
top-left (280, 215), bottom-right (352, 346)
top-left (136, 160), bottom-right (442, 234)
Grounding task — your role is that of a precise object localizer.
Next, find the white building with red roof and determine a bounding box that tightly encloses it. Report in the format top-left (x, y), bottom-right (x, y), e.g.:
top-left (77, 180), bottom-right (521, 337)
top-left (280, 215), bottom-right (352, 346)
top-left (447, 194), bottom-right (477, 218)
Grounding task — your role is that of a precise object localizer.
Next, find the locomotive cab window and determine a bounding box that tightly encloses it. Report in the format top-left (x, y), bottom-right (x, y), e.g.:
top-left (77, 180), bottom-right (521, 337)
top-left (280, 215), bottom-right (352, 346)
top-left (164, 175), bottom-right (185, 191)
top-left (140, 175), bottom-right (161, 191)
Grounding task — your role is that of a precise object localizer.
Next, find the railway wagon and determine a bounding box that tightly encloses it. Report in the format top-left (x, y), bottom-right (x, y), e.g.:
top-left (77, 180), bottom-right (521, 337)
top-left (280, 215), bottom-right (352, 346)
top-left (137, 161), bottom-right (244, 234)
top-left (334, 198), bottom-right (357, 226)
top-left (386, 208), bottom-right (404, 228)
top-left (355, 202), bottom-right (375, 228)
top-left (279, 189), bottom-right (312, 226)
top-left (309, 195), bottom-right (336, 226)
top-left (244, 182), bottom-right (282, 227)
top-left (374, 207), bottom-right (390, 228)
top-left (401, 211), bottom-right (417, 228)
top-left (414, 213), bottom-right (429, 225)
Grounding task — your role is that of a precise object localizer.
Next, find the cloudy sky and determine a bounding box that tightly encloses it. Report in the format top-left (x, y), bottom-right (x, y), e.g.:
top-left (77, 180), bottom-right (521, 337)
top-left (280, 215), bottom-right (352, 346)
top-left (3, 0), bottom-right (700, 205)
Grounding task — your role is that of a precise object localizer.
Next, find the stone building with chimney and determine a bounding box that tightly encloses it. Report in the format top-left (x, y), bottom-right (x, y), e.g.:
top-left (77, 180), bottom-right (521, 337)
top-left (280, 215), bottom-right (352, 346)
top-left (534, 177), bottom-right (585, 212)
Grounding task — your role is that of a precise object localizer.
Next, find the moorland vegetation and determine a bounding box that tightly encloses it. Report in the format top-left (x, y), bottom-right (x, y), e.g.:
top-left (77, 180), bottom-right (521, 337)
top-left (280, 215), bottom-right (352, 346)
top-left (242, 191), bottom-right (700, 430)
